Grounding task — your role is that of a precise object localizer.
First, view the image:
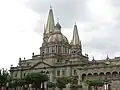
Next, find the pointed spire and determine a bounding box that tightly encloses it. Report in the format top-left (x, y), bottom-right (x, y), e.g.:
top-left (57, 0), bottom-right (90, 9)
top-left (45, 6), bottom-right (55, 34)
top-left (92, 56), bottom-right (95, 61)
top-left (106, 55), bottom-right (109, 60)
top-left (57, 18), bottom-right (59, 23)
top-left (70, 23), bottom-right (81, 45)
top-left (44, 24), bottom-right (46, 31)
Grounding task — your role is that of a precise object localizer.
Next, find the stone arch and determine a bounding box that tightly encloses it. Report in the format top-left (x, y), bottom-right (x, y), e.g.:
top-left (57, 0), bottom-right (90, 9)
top-left (93, 73), bottom-right (98, 76)
top-left (112, 71), bottom-right (118, 78)
top-left (87, 73), bottom-right (93, 80)
top-left (106, 72), bottom-right (111, 79)
top-left (93, 73), bottom-right (98, 80)
top-left (119, 72), bottom-right (120, 76)
top-left (99, 72), bottom-right (105, 80)
top-left (82, 74), bottom-right (86, 81)
top-left (87, 73), bottom-right (92, 76)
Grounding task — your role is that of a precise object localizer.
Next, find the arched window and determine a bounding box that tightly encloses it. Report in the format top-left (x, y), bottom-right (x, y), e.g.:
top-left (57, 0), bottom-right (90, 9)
top-left (93, 73), bottom-right (98, 80)
top-left (65, 47), bottom-right (67, 54)
top-left (106, 72), bottom-right (111, 79)
top-left (24, 73), bottom-right (26, 77)
top-left (74, 70), bottom-right (77, 75)
top-left (58, 46), bottom-right (61, 53)
top-left (99, 72), bottom-right (104, 80)
top-left (112, 71), bottom-right (118, 78)
top-left (57, 60), bottom-right (60, 63)
top-left (15, 73), bottom-right (17, 77)
top-left (56, 45), bottom-right (58, 53)
top-left (62, 70), bottom-right (65, 76)
top-left (82, 74), bottom-right (86, 81)
top-left (46, 47), bottom-right (49, 55)
top-left (57, 70), bottom-right (60, 76)
top-left (87, 73), bottom-right (92, 80)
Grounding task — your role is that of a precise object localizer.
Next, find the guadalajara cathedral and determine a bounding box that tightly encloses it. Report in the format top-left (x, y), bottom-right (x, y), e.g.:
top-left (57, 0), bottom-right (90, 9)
top-left (10, 7), bottom-right (120, 90)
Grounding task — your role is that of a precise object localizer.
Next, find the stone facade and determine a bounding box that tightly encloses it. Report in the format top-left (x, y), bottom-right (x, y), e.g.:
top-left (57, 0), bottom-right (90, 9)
top-left (10, 7), bottom-right (120, 90)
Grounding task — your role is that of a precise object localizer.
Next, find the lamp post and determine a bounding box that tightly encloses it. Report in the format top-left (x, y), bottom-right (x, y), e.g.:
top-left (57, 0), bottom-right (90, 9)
top-left (104, 79), bottom-right (111, 90)
top-left (6, 82), bottom-right (9, 90)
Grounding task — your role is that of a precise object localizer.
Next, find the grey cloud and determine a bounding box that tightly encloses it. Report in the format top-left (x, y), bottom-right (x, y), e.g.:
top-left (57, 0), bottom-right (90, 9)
top-left (25, 0), bottom-right (89, 27)
top-left (24, 0), bottom-right (120, 59)
top-left (82, 20), bottom-right (120, 58)
top-left (34, 19), bottom-right (44, 34)
top-left (110, 0), bottom-right (120, 7)
top-left (83, 30), bottom-right (120, 57)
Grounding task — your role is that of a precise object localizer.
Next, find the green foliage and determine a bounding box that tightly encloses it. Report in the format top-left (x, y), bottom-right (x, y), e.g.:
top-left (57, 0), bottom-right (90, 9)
top-left (0, 69), bottom-right (49, 88)
top-left (47, 82), bottom-right (56, 88)
top-left (70, 84), bottom-right (82, 88)
top-left (0, 69), bottom-right (10, 86)
top-left (56, 77), bottom-right (72, 89)
top-left (6, 72), bottom-right (49, 88)
top-left (18, 79), bottom-right (26, 86)
top-left (86, 80), bottom-right (104, 86)
top-left (24, 72), bottom-right (49, 87)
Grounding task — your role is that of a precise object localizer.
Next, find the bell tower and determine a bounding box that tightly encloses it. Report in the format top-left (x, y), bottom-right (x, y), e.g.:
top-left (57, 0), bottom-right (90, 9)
top-left (43, 6), bottom-right (55, 43)
top-left (70, 23), bottom-right (82, 56)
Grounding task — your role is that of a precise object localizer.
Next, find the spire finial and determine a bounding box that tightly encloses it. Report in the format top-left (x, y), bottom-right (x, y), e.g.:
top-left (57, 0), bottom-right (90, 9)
top-left (75, 22), bottom-right (76, 25)
top-left (55, 18), bottom-right (61, 30)
top-left (106, 55), bottom-right (109, 60)
top-left (57, 18), bottom-right (59, 23)
top-left (92, 56), bottom-right (95, 61)
top-left (50, 5), bottom-right (52, 9)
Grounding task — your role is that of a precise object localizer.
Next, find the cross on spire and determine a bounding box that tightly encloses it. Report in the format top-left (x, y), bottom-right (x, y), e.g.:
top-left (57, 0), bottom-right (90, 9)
top-left (57, 18), bottom-right (59, 23)
top-left (75, 22), bottom-right (76, 25)
top-left (50, 5), bottom-right (52, 9)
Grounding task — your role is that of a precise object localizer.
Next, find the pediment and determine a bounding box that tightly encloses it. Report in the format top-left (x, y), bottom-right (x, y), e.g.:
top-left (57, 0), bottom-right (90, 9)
top-left (30, 61), bottom-right (52, 69)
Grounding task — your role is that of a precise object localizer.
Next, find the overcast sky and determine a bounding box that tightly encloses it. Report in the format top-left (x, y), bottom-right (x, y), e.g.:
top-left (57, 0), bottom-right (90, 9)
top-left (0, 0), bottom-right (120, 69)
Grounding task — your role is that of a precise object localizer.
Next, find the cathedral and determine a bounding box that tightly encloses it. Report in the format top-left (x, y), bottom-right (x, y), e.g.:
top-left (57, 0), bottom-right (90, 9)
top-left (10, 7), bottom-right (120, 90)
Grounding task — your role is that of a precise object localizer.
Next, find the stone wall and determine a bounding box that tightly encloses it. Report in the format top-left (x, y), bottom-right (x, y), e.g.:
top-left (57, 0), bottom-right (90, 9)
top-left (110, 80), bottom-right (120, 90)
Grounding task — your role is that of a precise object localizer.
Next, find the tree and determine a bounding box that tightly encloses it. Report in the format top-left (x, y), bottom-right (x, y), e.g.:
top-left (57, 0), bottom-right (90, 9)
top-left (70, 84), bottom-right (82, 90)
top-left (9, 79), bottom-right (19, 89)
top-left (24, 72), bottom-right (49, 90)
top-left (0, 69), bottom-right (10, 88)
top-left (56, 77), bottom-right (72, 90)
top-left (86, 80), bottom-right (104, 90)
top-left (47, 82), bottom-right (56, 90)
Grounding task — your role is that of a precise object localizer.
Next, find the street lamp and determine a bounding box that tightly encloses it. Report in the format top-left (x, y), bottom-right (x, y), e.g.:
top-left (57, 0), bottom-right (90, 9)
top-left (6, 82), bottom-right (9, 90)
top-left (104, 79), bottom-right (111, 90)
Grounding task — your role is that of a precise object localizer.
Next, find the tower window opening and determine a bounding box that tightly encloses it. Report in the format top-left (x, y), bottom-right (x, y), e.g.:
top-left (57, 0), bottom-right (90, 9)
top-left (57, 70), bottom-right (60, 76)
top-left (74, 70), bottom-right (77, 75)
top-left (24, 73), bottom-right (26, 77)
top-left (74, 51), bottom-right (76, 53)
top-left (56, 45), bottom-right (58, 53)
top-left (46, 47), bottom-right (49, 55)
top-left (58, 46), bottom-right (61, 53)
top-left (65, 47), bottom-right (67, 54)
top-left (15, 73), bottom-right (17, 77)
top-left (57, 60), bottom-right (60, 63)
top-left (62, 70), bottom-right (65, 76)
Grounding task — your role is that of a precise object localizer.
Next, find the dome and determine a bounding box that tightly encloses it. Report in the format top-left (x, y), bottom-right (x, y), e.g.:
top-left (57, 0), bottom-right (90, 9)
top-left (48, 22), bottom-right (68, 43)
top-left (48, 33), bottom-right (68, 43)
